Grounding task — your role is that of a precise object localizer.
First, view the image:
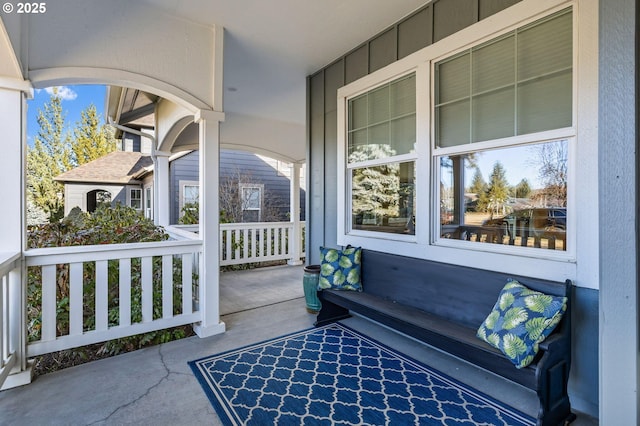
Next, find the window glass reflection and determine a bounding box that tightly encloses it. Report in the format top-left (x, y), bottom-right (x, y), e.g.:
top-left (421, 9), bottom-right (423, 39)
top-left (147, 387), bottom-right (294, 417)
top-left (352, 161), bottom-right (415, 235)
top-left (440, 140), bottom-right (567, 250)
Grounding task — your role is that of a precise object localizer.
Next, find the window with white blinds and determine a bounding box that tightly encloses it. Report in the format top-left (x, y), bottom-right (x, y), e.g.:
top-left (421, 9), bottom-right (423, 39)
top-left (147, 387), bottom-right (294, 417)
top-left (435, 9), bottom-right (573, 148)
top-left (346, 72), bottom-right (417, 236)
top-left (348, 73), bottom-right (416, 163)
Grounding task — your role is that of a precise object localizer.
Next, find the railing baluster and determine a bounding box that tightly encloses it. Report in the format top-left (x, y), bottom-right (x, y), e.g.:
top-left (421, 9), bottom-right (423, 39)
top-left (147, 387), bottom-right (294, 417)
top-left (182, 253), bottom-right (192, 315)
top-left (95, 260), bottom-right (108, 332)
top-left (141, 257), bottom-right (153, 323)
top-left (251, 227), bottom-right (258, 259)
top-left (243, 228), bottom-right (249, 259)
top-left (162, 255), bottom-right (173, 319)
top-left (267, 228), bottom-right (273, 257)
top-left (233, 229), bottom-right (240, 260)
top-left (69, 263), bottom-right (83, 336)
top-left (41, 265), bottom-right (57, 341)
top-left (119, 258), bottom-right (131, 327)
top-left (225, 229), bottom-right (232, 261)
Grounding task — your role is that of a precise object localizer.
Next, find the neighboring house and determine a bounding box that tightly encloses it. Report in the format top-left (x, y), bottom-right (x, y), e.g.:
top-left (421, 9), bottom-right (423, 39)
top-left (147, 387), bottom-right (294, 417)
top-left (170, 149), bottom-right (306, 224)
top-left (56, 147), bottom-right (305, 224)
top-left (54, 151), bottom-right (153, 216)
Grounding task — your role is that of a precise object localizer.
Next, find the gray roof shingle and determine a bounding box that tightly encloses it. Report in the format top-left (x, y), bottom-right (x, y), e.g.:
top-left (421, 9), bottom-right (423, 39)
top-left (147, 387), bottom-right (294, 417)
top-left (54, 151), bottom-right (153, 184)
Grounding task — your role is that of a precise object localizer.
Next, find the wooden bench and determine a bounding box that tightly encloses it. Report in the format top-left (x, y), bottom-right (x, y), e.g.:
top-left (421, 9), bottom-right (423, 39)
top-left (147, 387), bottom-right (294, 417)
top-left (315, 249), bottom-right (575, 426)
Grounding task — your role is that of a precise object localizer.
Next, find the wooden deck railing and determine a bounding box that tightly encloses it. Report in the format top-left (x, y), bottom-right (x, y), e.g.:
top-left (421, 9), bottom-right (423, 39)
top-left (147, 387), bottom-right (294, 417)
top-left (167, 221), bottom-right (306, 266)
top-left (23, 240), bottom-right (202, 357)
top-left (0, 220), bottom-right (305, 388)
top-left (219, 221), bottom-right (305, 266)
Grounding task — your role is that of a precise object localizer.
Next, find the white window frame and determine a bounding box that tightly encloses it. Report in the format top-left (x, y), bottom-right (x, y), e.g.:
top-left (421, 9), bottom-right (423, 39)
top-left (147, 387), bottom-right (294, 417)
top-left (240, 184), bottom-right (263, 222)
top-left (431, 7), bottom-right (576, 261)
top-left (129, 187), bottom-right (142, 211)
top-left (144, 184), bottom-right (153, 219)
top-left (178, 180), bottom-right (199, 218)
top-left (336, 0), bottom-right (597, 283)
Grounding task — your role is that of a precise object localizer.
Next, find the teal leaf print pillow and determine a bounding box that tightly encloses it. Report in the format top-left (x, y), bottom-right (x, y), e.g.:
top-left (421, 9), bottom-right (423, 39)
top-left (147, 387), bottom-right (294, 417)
top-left (318, 246), bottom-right (362, 291)
top-left (476, 280), bottom-right (567, 369)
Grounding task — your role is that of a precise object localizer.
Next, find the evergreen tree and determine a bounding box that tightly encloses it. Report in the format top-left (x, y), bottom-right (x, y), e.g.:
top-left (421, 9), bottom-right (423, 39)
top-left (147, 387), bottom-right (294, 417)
top-left (350, 145), bottom-right (400, 219)
top-left (469, 168), bottom-right (487, 196)
top-left (486, 161), bottom-right (510, 215)
top-left (27, 88), bottom-right (73, 222)
top-left (514, 178), bottom-right (532, 199)
top-left (468, 168), bottom-right (488, 212)
top-left (71, 104), bottom-right (117, 165)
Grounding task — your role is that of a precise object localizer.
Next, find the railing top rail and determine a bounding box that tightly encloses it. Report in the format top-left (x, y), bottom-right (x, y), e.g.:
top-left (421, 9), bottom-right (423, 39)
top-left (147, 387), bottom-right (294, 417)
top-left (25, 239), bottom-right (203, 267)
top-left (165, 225), bottom-right (200, 240)
top-left (0, 251), bottom-right (21, 276)
top-left (220, 221), bottom-right (302, 230)
top-left (0, 251), bottom-right (21, 266)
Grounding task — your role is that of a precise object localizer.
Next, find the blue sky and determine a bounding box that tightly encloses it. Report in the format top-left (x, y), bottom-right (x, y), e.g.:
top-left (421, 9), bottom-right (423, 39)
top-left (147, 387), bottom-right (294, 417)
top-left (27, 85), bottom-right (107, 145)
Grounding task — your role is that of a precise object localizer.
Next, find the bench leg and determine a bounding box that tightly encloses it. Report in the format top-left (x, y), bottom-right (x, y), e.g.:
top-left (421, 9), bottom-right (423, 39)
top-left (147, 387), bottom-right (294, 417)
top-left (314, 293), bottom-right (351, 327)
top-left (536, 358), bottom-right (576, 426)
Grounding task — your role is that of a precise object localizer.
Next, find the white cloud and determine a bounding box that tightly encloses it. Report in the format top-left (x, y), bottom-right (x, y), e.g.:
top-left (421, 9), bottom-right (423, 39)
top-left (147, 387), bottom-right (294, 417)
top-left (44, 86), bottom-right (78, 101)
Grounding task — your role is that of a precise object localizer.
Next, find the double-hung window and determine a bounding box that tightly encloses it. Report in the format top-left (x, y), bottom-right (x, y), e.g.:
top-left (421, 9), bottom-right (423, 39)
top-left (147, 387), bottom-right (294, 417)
top-left (241, 184), bottom-right (262, 222)
top-left (129, 188), bottom-right (142, 210)
top-left (434, 9), bottom-right (573, 253)
top-left (179, 180), bottom-right (199, 218)
top-left (346, 73), bottom-right (417, 236)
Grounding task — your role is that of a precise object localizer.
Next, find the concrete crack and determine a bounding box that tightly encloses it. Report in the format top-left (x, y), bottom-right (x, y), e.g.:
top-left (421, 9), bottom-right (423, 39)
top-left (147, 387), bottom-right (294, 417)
top-left (88, 345), bottom-right (171, 425)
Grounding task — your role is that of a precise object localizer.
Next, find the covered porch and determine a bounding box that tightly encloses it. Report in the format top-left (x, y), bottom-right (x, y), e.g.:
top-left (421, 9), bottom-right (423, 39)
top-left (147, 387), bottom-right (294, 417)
top-left (0, 0), bottom-right (637, 424)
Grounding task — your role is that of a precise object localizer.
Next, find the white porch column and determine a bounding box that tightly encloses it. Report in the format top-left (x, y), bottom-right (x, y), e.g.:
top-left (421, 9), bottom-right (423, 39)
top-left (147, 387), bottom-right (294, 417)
top-left (193, 109), bottom-right (226, 338)
top-left (0, 87), bottom-right (24, 252)
top-left (153, 151), bottom-right (171, 227)
top-left (0, 84), bottom-right (32, 388)
top-left (288, 162), bottom-right (303, 265)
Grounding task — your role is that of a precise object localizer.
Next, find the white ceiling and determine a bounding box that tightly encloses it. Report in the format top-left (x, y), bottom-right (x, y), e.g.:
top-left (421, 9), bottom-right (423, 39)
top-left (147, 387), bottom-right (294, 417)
top-left (140, 0), bottom-right (428, 126)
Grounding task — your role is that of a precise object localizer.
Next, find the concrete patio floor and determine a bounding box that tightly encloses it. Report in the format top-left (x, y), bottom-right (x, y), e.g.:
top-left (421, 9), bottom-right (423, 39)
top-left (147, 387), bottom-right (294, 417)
top-left (0, 264), bottom-right (597, 425)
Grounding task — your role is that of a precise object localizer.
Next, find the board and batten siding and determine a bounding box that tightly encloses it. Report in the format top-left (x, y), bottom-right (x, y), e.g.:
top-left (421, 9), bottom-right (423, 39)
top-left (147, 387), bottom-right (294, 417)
top-left (307, 0), bottom-right (598, 418)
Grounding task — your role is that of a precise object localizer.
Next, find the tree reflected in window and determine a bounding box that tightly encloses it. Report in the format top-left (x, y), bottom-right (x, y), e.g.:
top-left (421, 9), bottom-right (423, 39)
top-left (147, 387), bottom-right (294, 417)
top-left (440, 140), bottom-right (567, 250)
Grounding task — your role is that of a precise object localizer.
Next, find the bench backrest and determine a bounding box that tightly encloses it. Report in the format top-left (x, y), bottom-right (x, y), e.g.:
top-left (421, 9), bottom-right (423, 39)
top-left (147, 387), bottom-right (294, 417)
top-left (360, 249), bottom-right (571, 329)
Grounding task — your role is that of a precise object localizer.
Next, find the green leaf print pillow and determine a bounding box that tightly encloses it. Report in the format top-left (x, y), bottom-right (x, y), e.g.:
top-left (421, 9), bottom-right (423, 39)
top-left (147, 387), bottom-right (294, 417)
top-left (318, 246), bottom-right (362, 291)
top-left (477, 280), bottom-right (567, 369)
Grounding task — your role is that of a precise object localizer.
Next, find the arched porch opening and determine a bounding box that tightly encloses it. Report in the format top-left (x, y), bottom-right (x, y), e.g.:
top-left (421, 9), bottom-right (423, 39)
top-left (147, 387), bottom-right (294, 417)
top-left (86, 189), bottom-right (112, 213)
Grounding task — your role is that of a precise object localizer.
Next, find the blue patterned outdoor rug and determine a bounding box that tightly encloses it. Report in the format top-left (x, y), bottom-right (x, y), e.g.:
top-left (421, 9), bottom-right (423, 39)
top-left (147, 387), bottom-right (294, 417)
top-left (189, 323), bottom-right (534, 425)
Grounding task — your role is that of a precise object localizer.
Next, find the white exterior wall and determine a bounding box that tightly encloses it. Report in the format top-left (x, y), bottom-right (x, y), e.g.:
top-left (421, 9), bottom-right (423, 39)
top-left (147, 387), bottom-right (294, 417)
top-left (63, 183), bottom-right (127, 216)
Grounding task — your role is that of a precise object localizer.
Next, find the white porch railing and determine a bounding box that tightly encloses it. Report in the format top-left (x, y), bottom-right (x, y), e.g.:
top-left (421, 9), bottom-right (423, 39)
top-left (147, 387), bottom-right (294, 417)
top-left (1, 221), bottom-right (304, 388)
top-left (23, 240), bottom-right (202, 357)
top-left (219, 221), bottom-right (306, 266)
top-left (0, 252), bottom-right (22, 389)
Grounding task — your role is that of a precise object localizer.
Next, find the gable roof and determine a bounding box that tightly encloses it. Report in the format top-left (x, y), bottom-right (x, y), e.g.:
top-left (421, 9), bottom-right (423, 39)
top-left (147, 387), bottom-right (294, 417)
top-left (54, 151), bottom-right (153, 185)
